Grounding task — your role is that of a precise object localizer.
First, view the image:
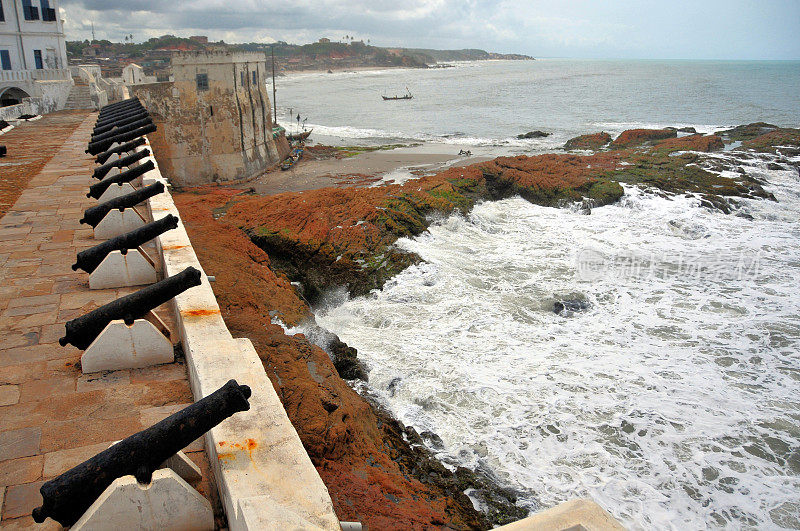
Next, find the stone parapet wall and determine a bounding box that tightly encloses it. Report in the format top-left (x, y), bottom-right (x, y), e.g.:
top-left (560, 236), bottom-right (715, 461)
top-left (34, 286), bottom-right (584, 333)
top-left (136, 139), bottom-right (341, 530)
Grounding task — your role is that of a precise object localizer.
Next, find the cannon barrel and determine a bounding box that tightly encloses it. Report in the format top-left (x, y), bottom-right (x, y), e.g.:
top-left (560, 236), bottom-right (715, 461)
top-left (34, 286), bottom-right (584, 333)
top-left (95, 102), bottom-right (144, 125)
top-left (93, 111), bottom-right (151, 135)
top-left (90, 117), bottom-right (153, 143)
top-left (86, 123), bottom-right (157, 155)
top-left (96, 105), bottom-right (145, 124)
top-left (86, 160), bottom-right (155, 199)
top-left (100, 96), bottom-right (139, 109)
top-left (80, 182), bottom-right (164, 227)
top-left (98, 98), bottom-right (141, 115)
top-left (97, 100), bottom-right (145, 117)
top-left (92, 149), bottom-right (150, 180)
top-left (94, 109), bottom-right (149, 130)
top-left (32, 379), bottom-right (251, 526)
top-left (73, 214), bottom-right (179, 273)
top-left (94, 137), bottom-right (147, 165)
top-left (59, 266), bottom-right (202, 349)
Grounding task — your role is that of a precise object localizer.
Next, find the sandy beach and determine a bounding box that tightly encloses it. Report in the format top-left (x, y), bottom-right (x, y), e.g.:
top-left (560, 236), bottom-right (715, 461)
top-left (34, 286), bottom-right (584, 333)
top-left (247, 139), bottom-right (491, 195)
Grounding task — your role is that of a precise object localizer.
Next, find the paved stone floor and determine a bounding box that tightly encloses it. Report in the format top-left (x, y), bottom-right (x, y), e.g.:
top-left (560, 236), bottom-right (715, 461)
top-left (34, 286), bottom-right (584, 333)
top-left (0, 112), bottom-right (95, 218)
top-left (0, 113), bottom-right (222, 528)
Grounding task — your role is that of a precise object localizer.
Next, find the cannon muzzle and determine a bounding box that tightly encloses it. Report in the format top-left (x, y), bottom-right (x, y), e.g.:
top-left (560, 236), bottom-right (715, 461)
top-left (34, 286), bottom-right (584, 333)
top-left (32, 379), bottom-right (251, 526)
top-left (86, 123), bottom-right (157, 155)
top-left (92, 148), bottom-right (150, 180)
top-left (94, 137), bottom-right (147, 165)
top-left (87, 160), bottom-right (155, 199)
top-left (81, 182), bottom-right (164, 227)
top-left (59, 266), bottom-right (202, 349)
top-left (72, 214), bottom-right (179, 273)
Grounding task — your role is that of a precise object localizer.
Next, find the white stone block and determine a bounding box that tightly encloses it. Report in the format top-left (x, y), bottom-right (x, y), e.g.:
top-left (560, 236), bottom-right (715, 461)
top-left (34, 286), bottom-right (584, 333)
top-left (89, 249), bottom-right (157, 290)
top-left (96, 181), bottom-right (140, 203)
top-left (71, 469), bottom-right (214, 531)
top-left (82, 319), bottom-right (173, 373)
top-left (493, 499), bottom-right (625, 531)
top-left (161, 452), bottom-right (203, 484)
top-left (93, 207), bottom-right (147, 240)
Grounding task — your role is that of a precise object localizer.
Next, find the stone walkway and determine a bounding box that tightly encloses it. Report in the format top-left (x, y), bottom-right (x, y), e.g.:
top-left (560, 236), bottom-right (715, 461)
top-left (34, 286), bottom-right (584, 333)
top-left (0, 111), bottom-right (94, 218)
top-left (0, 113), bottom-right (221, 528)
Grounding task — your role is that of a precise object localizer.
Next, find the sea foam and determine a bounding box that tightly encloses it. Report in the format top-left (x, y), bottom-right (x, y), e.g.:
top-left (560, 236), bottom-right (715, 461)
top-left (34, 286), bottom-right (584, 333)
top-left (317, 162), bottom-right (800, 529)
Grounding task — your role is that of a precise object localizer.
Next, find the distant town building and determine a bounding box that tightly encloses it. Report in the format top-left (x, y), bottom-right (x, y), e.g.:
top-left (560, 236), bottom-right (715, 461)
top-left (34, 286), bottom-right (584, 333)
top-left (318, 38), bottom-right (330, 43)
top-left (121, 63), bottom-right (155, 85)
top-left (131, 51), bottom-right (289, 185)
top-left (0, 0), bottom-right (73, 109)
top-left (189, 35), bottom-right (208, 44)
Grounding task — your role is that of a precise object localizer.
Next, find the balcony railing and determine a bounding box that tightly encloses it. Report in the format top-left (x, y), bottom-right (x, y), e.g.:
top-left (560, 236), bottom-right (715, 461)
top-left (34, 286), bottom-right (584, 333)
top-left (0, 69), bottom-right (71, 82)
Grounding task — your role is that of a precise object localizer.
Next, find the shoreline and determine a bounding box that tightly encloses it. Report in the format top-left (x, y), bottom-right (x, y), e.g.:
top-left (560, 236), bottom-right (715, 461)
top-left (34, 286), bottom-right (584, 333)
top-left (246, 140), bottom-right (492, 196)
top-left (174, 123), bottom-right (799, 528)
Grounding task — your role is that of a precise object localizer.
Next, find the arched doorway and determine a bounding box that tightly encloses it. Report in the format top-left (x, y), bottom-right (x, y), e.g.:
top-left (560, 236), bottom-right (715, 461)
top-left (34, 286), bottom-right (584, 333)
top-left (0, 87), bottom-right (31, 107)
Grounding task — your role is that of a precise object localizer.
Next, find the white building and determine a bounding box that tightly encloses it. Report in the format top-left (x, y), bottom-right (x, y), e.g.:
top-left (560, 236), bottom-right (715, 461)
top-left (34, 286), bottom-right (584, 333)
top-left (122, 63), bottom-right (156, 85)
top-left (0, 0), bottom-right (73, 111)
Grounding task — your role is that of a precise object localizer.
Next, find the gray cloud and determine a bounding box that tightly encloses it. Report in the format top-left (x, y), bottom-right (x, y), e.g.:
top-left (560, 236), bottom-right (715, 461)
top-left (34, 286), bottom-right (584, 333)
top-left (59, 0), bottom-right (800, 59)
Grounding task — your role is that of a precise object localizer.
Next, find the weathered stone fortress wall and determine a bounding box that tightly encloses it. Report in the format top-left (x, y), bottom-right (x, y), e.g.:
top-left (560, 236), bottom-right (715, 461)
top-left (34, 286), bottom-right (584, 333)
top-left (132, 52), bottom-right (286, 186)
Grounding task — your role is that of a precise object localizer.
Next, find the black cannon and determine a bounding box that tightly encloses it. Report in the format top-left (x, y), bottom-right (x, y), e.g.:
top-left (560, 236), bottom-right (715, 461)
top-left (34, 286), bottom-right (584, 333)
top-left (92, 149), bottom-right (150, 180)
top-left (95, 137), bottom-right (147, 165)
top-left (93, 111), bottom-right (151, 135)
top-left (59, 266), bottom-right (202, 349)
top-left (98, 98), bottom-right (140, 115)
top-left (86, 123), bottom-right (157, 155)
top-left (80, 182), bottom-right (164, 227)
top-left (96, 105), bottom-right (145, 125)
top-left (72, 214), bottom-right (179, 273)
top-left (94, 109), bottom-right (149, 131)
top-left (90, 116), bottom-right (153, 143)
top-left (86, 160), bottom-right (155, 199)
top-left (96, 100), bottom-right (144, 118)
top-left (32, 379), bottom-right (252, 526)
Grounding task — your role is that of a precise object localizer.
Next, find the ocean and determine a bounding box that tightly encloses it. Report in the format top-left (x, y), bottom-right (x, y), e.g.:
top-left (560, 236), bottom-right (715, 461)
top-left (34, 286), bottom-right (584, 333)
top-left (281, 60), bottom-right (800, 529)
top-left (276, 59), bottom-right (800, 153)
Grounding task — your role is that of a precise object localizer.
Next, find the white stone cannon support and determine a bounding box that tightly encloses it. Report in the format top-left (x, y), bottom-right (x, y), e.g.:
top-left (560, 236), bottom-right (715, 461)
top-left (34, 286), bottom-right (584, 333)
top-left (81, 312), bottom-right (173, 373)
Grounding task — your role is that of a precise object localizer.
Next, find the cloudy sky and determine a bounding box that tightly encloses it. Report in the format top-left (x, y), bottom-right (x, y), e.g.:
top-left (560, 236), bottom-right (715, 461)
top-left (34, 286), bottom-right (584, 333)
top-left (59, 0), bottom-right (800, 60)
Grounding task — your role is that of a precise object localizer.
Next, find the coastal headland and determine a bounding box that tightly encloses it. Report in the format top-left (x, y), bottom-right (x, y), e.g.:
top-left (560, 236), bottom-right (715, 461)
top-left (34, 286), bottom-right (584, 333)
top-left (172, 124), bottom-right (799, 529)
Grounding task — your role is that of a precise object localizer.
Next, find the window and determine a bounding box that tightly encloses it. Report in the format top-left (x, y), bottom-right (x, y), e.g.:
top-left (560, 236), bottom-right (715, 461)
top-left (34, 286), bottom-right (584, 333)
top-left (240, 71), bottom-right (245, 87)
top-left (22, 0), bottom-right (39, 20)
top-left (40, 0), bottom-right (55, 21)
top-left (196, 73), bottom-right (208, 91)
top-left (0, 1), bottom-right (5, 23)
top-left (0, 50), bottom-right (11, 71)
top-left (33, 49), bottom-right (43, 69)
top-left (252, 71), bottom-right (257, 85)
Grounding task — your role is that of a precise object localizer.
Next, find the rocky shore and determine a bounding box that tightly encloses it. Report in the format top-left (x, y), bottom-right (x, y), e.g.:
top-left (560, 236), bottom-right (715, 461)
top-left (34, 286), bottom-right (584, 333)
top-left (172, 123), bottom-right (799, 529)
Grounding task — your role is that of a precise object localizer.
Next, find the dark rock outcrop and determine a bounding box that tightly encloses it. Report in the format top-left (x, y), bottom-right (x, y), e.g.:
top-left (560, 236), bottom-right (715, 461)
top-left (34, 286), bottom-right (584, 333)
top-left (517, 130), bottom-right (550, 139)
top-left (715, 122), bottom-right (778, 142)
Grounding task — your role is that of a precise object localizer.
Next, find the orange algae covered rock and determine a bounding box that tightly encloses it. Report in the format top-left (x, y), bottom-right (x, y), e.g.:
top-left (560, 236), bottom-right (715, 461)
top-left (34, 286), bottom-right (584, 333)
top-left (610, 128), bottom-right (677, 148)
top-left (564, 131), bottom-right (612, 150)
top-left (172, 187), bottom-right (499, 530)
top-left (652, 134), bottom-right (725, 153)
